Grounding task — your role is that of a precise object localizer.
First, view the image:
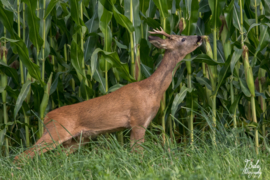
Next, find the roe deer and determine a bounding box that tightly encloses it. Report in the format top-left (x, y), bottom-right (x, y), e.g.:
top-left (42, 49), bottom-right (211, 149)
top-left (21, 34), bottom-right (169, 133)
top-left (14, 28), bottom-right (203, 161)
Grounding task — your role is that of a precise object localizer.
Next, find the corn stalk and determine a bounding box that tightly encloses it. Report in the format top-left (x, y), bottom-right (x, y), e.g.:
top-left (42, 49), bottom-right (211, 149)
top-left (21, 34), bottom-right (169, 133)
top-left (129, 1), bottom-right (135, 81)
top-left (24, 72), bottom-right (32, 147)
top-left (42, 0), bottom-right (46, 82)
top-left (23, 1), bottom-right (30, 147)
top-left (49, 29), bottom-right (56, 109)
top-left (257, 1), bottom-right (266, 139)
top-left (258, 69), bottom-right (266, 138)
top-left (242, 46), bottom-right (259, 154)
top-left (80, 2), bottom-right (89, 97)
top-left (239, 0), bottom-right (259, 155)
top-left (23, 3), bottom-right (25, 42)
top-left (220, 16), bottom-right (236, 129)
top-left (161, 17), bottom-right (167, 144)
top-left (210, 0), bottom-right (219, 146)
top-left (203, 36), bottom-right (217, 146)
top-left (36, 0), bottom-right (40, 66)
top-left (182, 0), bottom-right (199, 145)
top-left (129, 0), bottom-right (141, 81)
top-left (184, 15), bottom-right (193, 144)
top-left (1, 36), bottom-right (9, 156)
top-left (18, 0), bottom-right (24, 86)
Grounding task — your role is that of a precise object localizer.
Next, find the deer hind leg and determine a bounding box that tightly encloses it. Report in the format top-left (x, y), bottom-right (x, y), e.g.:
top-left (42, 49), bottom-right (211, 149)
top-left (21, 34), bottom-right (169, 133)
top-left (14, 130), bottom-right (73, 162)
top-left (130, 126), bottom-right (146, 152)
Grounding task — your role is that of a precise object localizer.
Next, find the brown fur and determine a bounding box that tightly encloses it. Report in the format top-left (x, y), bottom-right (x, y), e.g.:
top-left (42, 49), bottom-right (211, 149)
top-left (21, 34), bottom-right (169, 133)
top-left (14, 32), bottom-right (202, 162)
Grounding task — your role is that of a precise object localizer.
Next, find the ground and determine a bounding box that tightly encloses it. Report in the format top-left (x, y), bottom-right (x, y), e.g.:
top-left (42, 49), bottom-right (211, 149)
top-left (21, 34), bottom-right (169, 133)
top-left (0, 130), bottom-right (269, 180)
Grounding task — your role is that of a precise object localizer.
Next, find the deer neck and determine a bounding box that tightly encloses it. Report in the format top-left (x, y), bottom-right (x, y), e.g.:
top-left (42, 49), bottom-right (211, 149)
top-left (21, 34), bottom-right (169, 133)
top-left (146, 50), bottom-right (184, 100)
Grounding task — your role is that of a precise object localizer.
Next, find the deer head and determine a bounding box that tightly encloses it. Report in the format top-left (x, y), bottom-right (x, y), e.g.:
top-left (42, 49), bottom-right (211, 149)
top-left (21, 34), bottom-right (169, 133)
top-left (148, 27), bottom-right (202, 57)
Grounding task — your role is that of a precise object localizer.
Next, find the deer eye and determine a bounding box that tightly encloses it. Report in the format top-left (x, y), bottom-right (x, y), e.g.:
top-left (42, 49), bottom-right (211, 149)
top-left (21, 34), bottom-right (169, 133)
top-left (181, 38), bottom-right (186, 42)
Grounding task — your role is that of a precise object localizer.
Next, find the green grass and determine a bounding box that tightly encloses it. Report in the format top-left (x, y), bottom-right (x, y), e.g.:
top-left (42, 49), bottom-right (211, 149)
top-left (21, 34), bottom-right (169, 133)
top-left (0, 127), bottom-right (269, 180)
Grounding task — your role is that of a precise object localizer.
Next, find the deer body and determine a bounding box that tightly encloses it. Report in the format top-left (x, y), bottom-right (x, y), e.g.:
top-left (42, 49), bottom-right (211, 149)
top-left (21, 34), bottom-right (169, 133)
top-left (14, 28), bottom-right (202, 161)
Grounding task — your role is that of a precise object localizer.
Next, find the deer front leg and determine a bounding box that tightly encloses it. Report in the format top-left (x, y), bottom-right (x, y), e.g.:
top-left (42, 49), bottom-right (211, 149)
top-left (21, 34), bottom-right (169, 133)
top-left (130, 126), bottom-right (146, 153)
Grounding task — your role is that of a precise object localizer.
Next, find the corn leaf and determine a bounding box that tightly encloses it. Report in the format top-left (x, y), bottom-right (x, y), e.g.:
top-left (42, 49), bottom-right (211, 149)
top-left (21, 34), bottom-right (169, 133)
top-left (0, 59), bottom-right (19, 85)
top-left (1, 37), bottom-right (42, 83)
top-left (196, 77), bottom-right (212, 90)
top-left (44, 0), bottom-right (60, 19)
top-left (108, 84), bottom-right (124, 93)
top-left (124, 0), bottom-right (141, 27)
top-left (153, 0), bottom-right (169, 18)
top-left (140, 0), bottom-right (150, 15)
top-left (140, 15), bottom-right (160, 29)
top-left (0, 2), bottom-right (14, 37)
top-left (125, 0), bottom-right (141, 46)
top-left (182, 0), bottom-right (199, 35)
top-left (84, 3), bottom-right (99, 62)
top-left (255, 25), bottom-right (270, 54)
top-left (69, 0), bottom-right (81, 25)
top-left (93, 68), bottom-right (106, 94)
top-left (111, 2), bottom-right (135, 33)
top-left (22, 0), bottom-right (44, 49)
top-left (90, 48), bottom-right (99, 77)
top-left (171, 85), bottom-right (193, 116)
top-left (239, 78), bottom-right (251, 97)
top-left (141, 0), bottom-right (156, 38)
top-left (206, 0), bottom-right (225, 27)
top-left (232, 2), bottom-right (247, 33)
top-left (91, 48), bottom-right (136, 82)
top-left (199, 0), bottom-right (211, 14)
top-left (80, 79), bottom-right (93, 99)
top-left (230, 47), bottom-right (243, 74)
top-left (71, 41), bottom-right (85, 78)
top-left (31, 82), bottom-right (44, 112)
top-left (113, 38), bottom-right (128, 49)
top-left (40, 73), bottom-right (53, 118)
top-left (14, 81), bottom-right (32, 118)
top-left (98, 2), bottom-right (112, 52)
top-left (50, 72), bottom-right (66, 95)
top-left (229, 94), bottom-right (242, 114)
top-left (262, 0), bottom-right (270, 20)
top-left (0, 2), bottom-right (18, 52)
top-left (0, 129), bottom-right (6, 146)
top-left (182, 54), bottom-right (224, 65)
top-left (141, 63), bottom-right (152, 78)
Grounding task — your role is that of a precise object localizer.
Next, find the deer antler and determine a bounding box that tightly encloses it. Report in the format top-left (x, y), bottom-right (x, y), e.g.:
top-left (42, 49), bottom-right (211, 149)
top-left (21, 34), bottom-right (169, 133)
top-left (149, 27), bottom-right (171, 38)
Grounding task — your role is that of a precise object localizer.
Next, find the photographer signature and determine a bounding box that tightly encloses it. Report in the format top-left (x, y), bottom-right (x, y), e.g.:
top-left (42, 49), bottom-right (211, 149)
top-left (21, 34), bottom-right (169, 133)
top-left (242, 159), bottom-right (262, 178)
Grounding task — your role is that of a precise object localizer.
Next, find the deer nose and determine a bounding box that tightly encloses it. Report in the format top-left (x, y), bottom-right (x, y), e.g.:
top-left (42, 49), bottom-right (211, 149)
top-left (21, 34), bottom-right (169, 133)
top-left (196, 36), bottom-right (202, 43)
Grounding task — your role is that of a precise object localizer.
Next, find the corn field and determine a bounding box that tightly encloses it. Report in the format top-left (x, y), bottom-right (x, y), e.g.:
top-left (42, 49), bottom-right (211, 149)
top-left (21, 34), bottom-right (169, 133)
top-left (0, 0), bottom-right (270, 157)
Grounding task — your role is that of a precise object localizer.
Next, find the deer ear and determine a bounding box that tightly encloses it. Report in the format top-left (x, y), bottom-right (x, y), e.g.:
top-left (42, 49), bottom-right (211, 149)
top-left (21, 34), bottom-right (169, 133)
top-left (148, 36), bottom-right (168, 49)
